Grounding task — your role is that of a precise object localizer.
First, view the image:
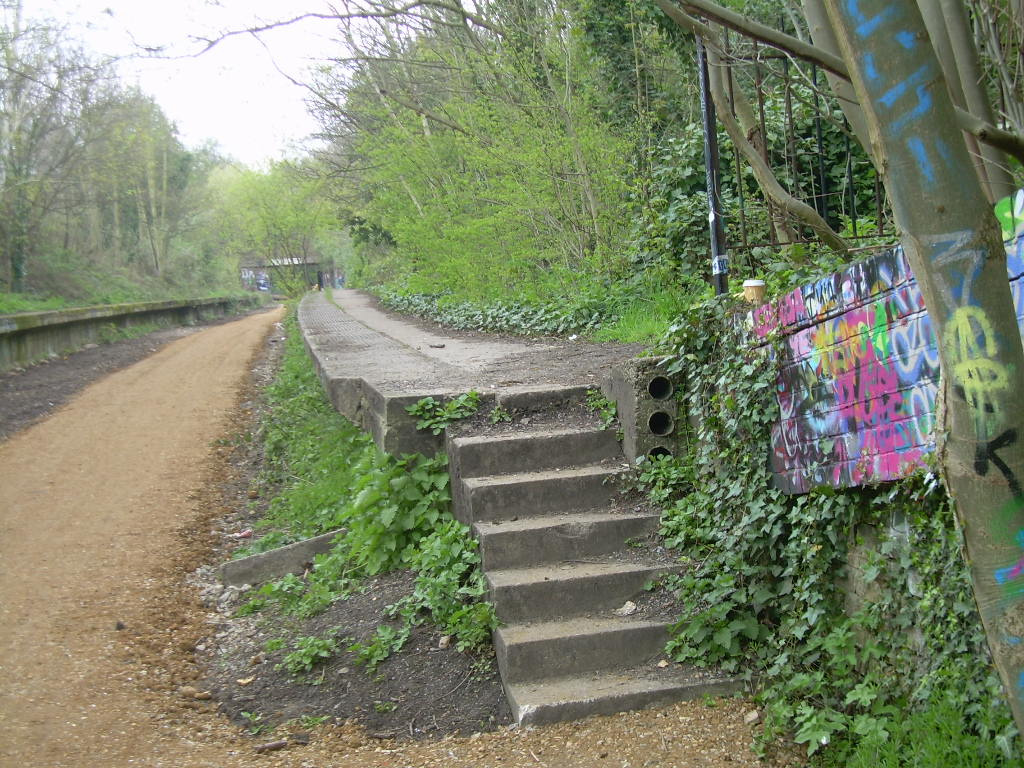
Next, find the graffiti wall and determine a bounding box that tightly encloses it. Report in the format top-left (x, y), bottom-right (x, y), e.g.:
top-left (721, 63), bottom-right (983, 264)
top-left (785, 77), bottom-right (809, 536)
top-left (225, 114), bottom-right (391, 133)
top-left (755, 189), bottom-right (1024, 494)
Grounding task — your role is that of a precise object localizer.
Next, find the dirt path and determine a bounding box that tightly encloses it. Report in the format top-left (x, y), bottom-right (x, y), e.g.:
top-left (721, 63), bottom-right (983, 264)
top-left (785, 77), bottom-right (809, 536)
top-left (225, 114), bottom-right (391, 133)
top-left (0, 306), bottom-right (776, 768)
top-left (0, 308), bottom-right (286, 767)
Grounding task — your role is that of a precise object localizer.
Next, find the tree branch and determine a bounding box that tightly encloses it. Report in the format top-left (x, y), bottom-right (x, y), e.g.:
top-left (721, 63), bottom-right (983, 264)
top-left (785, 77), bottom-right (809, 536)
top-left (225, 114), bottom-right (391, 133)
top-left (187, 1), bottom-right (500, 57)
top-left (956, 108), bottom-right (1024, 167)
top-left (656, 0), bottom-right (1024, 170)
top-left (708, 46), bottom-right (850, 255)
top-left (673, 0), bottom-right (847, 76)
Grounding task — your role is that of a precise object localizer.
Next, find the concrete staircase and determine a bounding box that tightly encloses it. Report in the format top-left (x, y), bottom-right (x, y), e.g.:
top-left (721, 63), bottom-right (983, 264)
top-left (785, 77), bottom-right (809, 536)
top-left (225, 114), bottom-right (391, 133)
top-left (447, 403), bottom-right (743, 726)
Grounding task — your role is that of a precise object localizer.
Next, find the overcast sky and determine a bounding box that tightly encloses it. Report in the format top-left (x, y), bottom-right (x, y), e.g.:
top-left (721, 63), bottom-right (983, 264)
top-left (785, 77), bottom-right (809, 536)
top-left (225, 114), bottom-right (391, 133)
top-left (26, 0), bottom-right (340, 166)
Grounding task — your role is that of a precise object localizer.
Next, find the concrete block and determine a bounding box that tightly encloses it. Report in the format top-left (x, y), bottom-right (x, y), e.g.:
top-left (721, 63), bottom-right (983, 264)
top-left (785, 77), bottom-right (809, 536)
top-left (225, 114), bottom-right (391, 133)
top-left (605, 357), bottom-right (684, 464)
top-left (496, 385), bottom-right (591, 412)
top-left (219, 528), bottom-right (345, 587)
top-left (505, 666), bottom-right (745, 726)
top-left (448, 428), bottom-right (621, 480)
top-left (461, 464), bottom-right (625, 524)
top-left (487, 561), bottom-right (677, 624)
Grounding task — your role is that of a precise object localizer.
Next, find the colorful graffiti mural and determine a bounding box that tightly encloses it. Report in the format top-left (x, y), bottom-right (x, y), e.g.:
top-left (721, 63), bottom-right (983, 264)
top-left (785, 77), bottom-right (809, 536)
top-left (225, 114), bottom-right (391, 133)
top-left (754, 207), bottom-right (1024, 494)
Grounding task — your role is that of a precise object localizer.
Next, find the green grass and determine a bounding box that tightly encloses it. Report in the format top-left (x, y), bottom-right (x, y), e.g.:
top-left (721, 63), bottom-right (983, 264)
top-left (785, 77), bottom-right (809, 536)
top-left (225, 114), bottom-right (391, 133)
top-left (96, 322), bottom-right (164, 344)
top-left (591, 287), bottom-right (695, 344)
top-left (0, 292), bottom-right (70, 314)
top-left (237, 306), bottom-right (495, 664)
top-left (820, 694), bottom-right (1018, 767)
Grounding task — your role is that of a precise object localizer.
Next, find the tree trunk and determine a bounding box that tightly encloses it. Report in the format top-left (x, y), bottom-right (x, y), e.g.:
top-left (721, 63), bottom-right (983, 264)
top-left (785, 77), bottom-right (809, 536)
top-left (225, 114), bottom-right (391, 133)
top-left (9, 185), bottom-right (29, 292)
top-left (915, 0), bottom-right (991, 198)
top-left (825, 0), bottom-right (1024, 732)
top-left (939, 0), bottom-right (1016, 200)
top-left (801, 0), bottom-right (873, 153)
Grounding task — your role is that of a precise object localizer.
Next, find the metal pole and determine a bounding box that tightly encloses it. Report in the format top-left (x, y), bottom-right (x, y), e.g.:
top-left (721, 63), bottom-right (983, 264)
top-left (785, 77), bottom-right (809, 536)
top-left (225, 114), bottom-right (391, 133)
top-left (695, 35), bottom-right (728, 296)
top-left (813, 64), bottom-right (829, 224)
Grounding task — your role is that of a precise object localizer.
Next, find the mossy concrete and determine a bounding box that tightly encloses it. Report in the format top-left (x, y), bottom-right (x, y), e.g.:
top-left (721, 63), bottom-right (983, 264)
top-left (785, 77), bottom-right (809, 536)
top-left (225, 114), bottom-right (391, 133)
top-left (0, 295), bottom-right (264, 373)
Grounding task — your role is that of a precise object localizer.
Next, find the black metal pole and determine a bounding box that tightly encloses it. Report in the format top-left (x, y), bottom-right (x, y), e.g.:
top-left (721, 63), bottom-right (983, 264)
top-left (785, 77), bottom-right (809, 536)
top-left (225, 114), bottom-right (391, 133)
top-left (813, 64), bottom-right (829, 224)
top-left (696, 35), bottom-right (728, 296)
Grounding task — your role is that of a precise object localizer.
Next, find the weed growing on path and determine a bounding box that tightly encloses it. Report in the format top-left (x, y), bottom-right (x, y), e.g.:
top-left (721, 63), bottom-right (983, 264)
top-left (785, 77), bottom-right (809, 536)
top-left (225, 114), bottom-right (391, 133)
top-left (406, 391), bottom-right (481, 435)
top-left (585, 388), bottom-right (617, 431)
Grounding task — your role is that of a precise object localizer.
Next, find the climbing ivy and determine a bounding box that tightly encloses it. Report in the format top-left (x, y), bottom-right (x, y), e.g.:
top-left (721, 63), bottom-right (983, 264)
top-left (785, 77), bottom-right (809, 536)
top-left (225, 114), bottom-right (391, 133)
top-left (380, 290), bottom-right (617, 336)
top-left (647, 295), bottom-right (1020, 763)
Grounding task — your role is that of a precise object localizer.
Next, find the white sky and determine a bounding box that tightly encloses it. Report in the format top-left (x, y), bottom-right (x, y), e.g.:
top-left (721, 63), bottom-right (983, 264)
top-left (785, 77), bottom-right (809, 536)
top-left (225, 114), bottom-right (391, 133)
top-left (25, 0), bottom-right (341, 167)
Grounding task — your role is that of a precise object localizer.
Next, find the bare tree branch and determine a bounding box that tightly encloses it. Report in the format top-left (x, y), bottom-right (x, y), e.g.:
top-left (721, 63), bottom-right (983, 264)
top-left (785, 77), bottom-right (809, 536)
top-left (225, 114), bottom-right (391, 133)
top-left (706, 43), bottom-right (850, 256)
top-left (186, 1), bottom-right (500, 58)
top-left (656, 0), bottom-right (1024, 169)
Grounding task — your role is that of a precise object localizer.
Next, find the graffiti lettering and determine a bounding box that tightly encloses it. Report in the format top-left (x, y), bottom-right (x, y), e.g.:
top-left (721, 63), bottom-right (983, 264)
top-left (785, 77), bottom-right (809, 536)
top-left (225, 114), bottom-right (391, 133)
top-left (992, 497), bottom-right (1024, 601)
top-left (841, 1), bottom-right (967, 187)
top-left (921, 230), bottom-right (985, 313)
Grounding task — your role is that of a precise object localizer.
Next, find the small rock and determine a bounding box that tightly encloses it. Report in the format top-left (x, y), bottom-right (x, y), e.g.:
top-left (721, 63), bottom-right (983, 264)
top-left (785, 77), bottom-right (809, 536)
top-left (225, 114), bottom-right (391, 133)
top-left (115, 621), bottom-right (126, 631)
top-left (250, 653), bottom-right (266, 666)
top-left (656, 659), bottom-right (669, 668)
top-left (613, 600), bottom-right (637, 617)
top-left (178, 685), bottom-right (199, 698)
top-left (254, 739), bottom-right (288, 754)
top-left (289, 732), bottom-right (311, 745)
top-left (236, 676), bottom-right (255, 686)
top-left (438, 635), bottom-right (451, 650)
top-left (744, 709), bottom-right (760, 725)
top-left (194, 690), bottom-right (213, 700)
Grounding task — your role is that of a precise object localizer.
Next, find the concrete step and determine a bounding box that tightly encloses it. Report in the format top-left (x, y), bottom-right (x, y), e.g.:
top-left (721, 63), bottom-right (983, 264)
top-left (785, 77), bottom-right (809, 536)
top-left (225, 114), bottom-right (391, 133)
top-left (474, 510), bottom-right (659, 570)
top-left (448, 427), bottom-right (621, 480)
top-left (496, 616), bottom-right (670, 684)
top-left (487, 560), bottom-right (676, 624)
top-left (495, 384), bottom-right (592, 412)
top-left (461, 464), bottom-right (626, 525)
top-left (504, 665), bottom-right (746, 726)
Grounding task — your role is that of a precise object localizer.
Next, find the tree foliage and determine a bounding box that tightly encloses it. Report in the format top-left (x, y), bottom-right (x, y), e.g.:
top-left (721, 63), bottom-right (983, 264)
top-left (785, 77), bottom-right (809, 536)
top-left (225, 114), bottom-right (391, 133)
top-left (0, 1), bottom-right (265, 305)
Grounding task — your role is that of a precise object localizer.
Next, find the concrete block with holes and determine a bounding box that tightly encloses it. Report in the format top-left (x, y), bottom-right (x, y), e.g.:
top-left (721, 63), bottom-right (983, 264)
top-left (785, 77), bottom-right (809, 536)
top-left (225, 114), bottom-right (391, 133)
top-left (603, 356), bottom-right (684, 465)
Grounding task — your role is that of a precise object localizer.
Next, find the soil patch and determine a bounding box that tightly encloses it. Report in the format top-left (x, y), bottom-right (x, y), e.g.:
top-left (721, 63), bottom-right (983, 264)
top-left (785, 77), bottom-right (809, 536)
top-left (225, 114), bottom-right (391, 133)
top-left (192, 324), bottom-right (511, 740)
top-left (195, 569), bottom-right (509, 739)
